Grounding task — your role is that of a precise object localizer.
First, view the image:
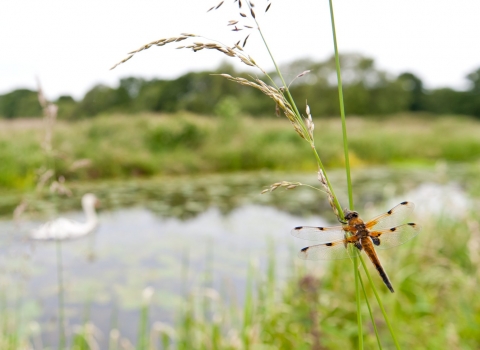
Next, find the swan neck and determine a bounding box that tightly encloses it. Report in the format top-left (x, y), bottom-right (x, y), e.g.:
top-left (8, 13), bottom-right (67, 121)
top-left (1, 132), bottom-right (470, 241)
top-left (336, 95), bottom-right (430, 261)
top-left (83, 203), bottom-right (98, 223)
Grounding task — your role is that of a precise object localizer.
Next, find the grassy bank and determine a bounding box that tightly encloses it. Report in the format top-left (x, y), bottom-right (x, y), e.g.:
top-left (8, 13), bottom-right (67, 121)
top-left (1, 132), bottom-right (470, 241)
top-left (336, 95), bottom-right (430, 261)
top-left (1, 112), bottom-right (480, 190)
top-left (2, 208), bottom-right (479, 349)
top-left (172, 213), bottom-right (480, 349)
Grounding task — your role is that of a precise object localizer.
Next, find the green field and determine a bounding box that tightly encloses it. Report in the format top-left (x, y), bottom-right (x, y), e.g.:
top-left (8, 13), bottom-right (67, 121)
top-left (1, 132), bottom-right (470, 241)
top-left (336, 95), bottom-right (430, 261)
top-left (1, 112), bottom-right (480, 191)
top-left (1, 112), bottom-right (480, 349)
top-left (2, 201), bottom-right (480, 349)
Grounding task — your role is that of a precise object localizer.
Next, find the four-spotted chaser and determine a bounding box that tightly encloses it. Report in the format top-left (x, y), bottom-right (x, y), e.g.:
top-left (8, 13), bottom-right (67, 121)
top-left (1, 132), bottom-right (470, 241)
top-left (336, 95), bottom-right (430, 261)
top-left (291, 201), bottom-right (420, 293)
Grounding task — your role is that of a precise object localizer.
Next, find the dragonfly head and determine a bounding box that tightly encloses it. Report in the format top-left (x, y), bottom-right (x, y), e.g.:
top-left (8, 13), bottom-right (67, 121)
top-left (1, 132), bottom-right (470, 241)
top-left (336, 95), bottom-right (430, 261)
top-left (344, 209), bottom-right (359, 221)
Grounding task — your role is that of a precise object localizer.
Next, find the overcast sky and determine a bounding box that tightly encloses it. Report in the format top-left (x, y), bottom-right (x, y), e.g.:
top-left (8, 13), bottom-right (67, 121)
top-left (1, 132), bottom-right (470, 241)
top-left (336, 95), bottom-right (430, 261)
top-left (1, 0), bottom-right (479, 100)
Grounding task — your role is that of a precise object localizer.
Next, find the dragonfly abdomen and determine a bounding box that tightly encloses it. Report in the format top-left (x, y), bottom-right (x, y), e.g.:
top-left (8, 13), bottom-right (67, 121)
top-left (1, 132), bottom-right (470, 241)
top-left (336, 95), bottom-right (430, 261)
top-left (362, 237), bottom-right (395, 293)
top-left (374, 261), bottom-right (395, 293)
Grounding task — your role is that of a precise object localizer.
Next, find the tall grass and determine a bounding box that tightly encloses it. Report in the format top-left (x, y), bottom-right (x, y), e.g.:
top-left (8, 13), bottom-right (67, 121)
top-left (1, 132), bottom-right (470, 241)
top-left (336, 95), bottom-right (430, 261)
top-left (0, 113), bottom-right (479, 191)
top-left (56, 240), bottom-right (67, 349)
top-left (1, 207), bottom-right (480, 348)
top-left (111, 0), bottom-right (449, 347)
top-left (0, 1), bottom-right (476, 349)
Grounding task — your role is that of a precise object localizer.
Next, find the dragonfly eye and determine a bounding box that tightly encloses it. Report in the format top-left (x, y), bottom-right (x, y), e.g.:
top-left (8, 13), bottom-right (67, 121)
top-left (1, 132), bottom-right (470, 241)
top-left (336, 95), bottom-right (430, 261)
top-left (344, 210), bottom-right (359, 220)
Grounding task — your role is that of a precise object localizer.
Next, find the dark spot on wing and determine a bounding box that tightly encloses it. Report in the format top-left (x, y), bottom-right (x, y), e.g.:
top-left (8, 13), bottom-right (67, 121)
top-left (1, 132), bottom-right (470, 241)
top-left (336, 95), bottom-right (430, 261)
top-left (390, 227), bottom-right (396, 232)
top-left (294, 226), bottom-right (303, 230)
top-left (408, 223), bottom-right (416, 227)
top-left (372, 237), bottom-right (380, 246)
top-left (318, 227), bottom-right (325, 231)
top-left (326, 243), bottom-right (333, 246)
top-left (401, 201), bottom-right (408, 205)
top-left (387, 210), bottom-right (393, 215)
top-left (300, 247), bottom-right (309, 252)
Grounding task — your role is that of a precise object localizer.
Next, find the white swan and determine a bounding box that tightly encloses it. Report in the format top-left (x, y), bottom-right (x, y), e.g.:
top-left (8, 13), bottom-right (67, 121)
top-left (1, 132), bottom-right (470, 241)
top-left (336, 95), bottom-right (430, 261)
top-left (31, 193), bottom-right (100, 240)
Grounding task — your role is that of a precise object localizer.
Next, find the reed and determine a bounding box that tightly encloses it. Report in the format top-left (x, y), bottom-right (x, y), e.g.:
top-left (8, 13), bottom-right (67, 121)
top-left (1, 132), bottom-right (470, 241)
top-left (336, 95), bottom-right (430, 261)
top-left (0, 114), bottom-right (479, 193)
top-left (0, 1), bottom-right (467, 349)
top-left (56, 239), bottom-right (67, 349)
top-left (137, 287), bottom-right (154, 350)
top-left (110, 1), bottom-right (425, 348)
top-left (1, 206), bottom-right (479, 348)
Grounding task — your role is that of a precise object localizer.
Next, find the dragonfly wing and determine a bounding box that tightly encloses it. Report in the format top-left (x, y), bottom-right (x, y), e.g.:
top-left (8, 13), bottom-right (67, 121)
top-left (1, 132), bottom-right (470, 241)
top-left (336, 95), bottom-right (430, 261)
top-left (366, 201), bottom-right (415, 231)
top-left (370, 223), bottom-right (421, 250)
top-left (298, 240), bottom-right (360, 260)
top-left (291, 225), bottom-right (345, 243)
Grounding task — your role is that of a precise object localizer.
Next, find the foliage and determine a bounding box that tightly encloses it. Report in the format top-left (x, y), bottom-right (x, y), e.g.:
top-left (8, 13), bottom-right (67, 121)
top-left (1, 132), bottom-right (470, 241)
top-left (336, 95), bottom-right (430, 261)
top-left (4, 208), bottom-right (477, 349)
top-left (0, 89), bottom-right (42, 118)
top-left (0, 113), bottom-right (480, 190)
top-left (2, 56), bottom-right (480, 119)
top-left (168, 211), bottom-right (480, 350)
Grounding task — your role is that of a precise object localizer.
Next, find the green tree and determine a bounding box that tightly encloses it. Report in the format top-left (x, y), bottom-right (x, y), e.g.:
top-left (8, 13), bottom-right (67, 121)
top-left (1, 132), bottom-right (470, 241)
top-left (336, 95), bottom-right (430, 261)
top-left (0, 89), bottom-right (42, 118)
top-left (78, 84), bottom-right (131, 117)
top-left (397, 72), bottom-right (425, 111)
top-left (56, 95), bottom-right (79, 120)
top-left (465, 67), bottom-right (480, 117)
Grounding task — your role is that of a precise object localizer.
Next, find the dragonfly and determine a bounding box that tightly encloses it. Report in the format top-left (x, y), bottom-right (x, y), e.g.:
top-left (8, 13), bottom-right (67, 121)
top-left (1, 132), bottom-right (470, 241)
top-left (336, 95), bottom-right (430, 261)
top-left (291, 201), bottom-right (420, 293)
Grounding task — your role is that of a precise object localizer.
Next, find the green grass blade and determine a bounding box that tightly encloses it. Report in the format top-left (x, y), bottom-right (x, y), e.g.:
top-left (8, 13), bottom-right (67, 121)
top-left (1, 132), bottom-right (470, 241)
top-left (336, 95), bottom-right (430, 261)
top-left (242, 259), bottom-right (254, 349)
top-left (353, 258), bottom-right (363, 349)
top-left (359, 257), bottom-right (401, 349)
top-left (327, 1), bottom-right (363, 348)
top-left (56, 240), bottom-right (66, 350)
top-left (359, 273), bottom-right (383, 350)
top-left (328, 0), bottom-right (353, 209)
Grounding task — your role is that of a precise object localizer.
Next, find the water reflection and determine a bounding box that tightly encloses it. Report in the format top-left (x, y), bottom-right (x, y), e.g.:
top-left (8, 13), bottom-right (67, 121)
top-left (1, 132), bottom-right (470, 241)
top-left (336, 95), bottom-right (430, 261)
top-left (3, 165), bottom-right (473, 222)
top-left (0, 166), bottom-right (477, 348)
top-left (1, 204), bottom-right (327, 348)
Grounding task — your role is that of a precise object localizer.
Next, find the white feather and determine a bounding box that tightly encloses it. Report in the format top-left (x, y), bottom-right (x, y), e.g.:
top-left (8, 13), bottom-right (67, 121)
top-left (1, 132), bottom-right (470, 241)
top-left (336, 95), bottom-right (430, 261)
top-left (31, 193), bottom-right (99, 240)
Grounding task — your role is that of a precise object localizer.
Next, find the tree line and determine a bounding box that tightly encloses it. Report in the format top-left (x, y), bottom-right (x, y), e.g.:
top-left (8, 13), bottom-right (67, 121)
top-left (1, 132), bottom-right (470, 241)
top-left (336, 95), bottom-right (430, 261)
top-left (1, 54), bottom-right (479, 119)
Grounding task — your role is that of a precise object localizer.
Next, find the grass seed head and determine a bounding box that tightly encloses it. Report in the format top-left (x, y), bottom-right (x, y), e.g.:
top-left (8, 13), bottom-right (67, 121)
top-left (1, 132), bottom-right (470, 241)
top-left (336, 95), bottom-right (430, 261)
top-left (243, 34), bottom-right (250, 47)
top-left (305, 102), bottom-right (314, 139)
top-left (142, 286), bottom-right (155, 304)
top-left (262, 181), bottom-right (302, 194)
top-left (318, 169), bottom-right (340, 219)
top-left (110, 54), bottom-right (133, 70)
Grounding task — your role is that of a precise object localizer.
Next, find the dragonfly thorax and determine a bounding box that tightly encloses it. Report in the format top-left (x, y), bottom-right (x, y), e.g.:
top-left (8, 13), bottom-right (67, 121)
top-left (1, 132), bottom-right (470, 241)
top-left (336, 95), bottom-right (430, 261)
top-left (345, 210), bottom-right (365, 229)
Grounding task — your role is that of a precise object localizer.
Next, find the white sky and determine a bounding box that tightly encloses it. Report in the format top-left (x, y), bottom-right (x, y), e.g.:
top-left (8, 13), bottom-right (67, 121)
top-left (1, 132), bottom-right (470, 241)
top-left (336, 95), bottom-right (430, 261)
top-left (1, 0), bottom-right (479, 100)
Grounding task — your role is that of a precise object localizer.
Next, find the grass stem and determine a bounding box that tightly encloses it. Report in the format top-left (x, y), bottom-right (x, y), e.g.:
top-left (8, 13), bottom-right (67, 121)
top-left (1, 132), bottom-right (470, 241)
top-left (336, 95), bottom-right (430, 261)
top-left (359, 257), bottom-right (401, 349)
top-left (326, 2), bottom-right (400, 348)
top-left (328, 0), bottom-right (353, 208)
top-left (359, 273), bottom-right (383, 350)
top-left (327, 1), bottom-right (363, 348)
top-left (354, 259), bottom-right (363, 349)
top-left (56, 240), bottom-right (66, 350)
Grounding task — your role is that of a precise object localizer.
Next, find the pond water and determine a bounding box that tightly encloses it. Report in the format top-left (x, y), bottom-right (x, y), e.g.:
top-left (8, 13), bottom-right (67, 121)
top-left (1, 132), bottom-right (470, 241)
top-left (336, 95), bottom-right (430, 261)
top-left (0, 166), bottom-right (477, 348)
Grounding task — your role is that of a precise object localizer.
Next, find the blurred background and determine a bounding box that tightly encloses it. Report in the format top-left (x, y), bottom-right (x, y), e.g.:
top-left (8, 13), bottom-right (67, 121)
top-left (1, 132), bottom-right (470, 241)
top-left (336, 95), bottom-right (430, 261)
top-left (1, 1), bottom-right (480, 349)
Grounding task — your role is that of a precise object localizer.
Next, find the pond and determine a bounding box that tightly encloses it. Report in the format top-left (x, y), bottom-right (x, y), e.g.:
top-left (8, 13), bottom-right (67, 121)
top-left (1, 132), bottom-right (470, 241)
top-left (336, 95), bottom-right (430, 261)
top-left (0, 165), bottom-right (477, 348)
